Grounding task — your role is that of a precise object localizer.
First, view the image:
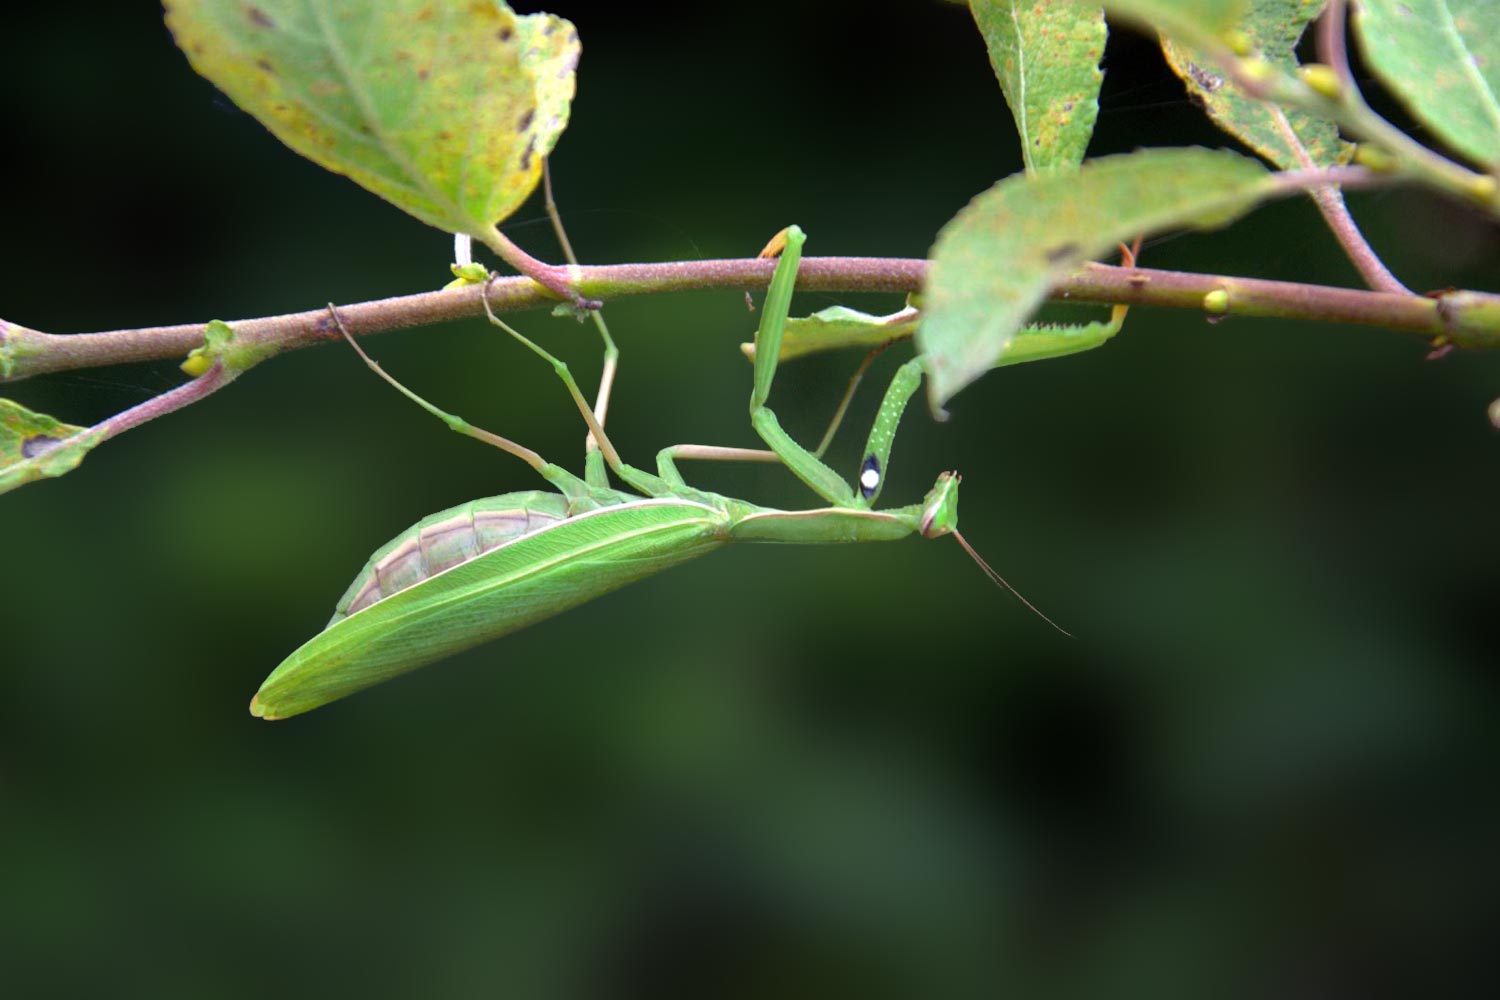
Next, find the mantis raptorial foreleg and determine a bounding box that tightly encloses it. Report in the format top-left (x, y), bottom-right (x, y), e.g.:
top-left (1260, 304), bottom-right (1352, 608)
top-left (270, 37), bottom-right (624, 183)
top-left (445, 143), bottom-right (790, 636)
top-left (650, 226), bottom-right (920, 510)
top-left (653, 343), bottom-right (893, 488)
top-left (745, 226), bottom-right (933, 510)
top-left (814, 343), bottom-right (893, 459)
top-left (740, 240), bottom-right (1139, 373)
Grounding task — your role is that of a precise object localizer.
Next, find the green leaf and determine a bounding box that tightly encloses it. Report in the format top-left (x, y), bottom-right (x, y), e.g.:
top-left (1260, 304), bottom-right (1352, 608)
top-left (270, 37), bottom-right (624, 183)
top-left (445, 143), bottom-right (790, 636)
top-left (1164, 1), bottom-right (1351, 169)
top-left (0, 398), bottom-right (102, 495)
top-left (921, 147), bottom-right (1270, 411)
top-left (969, 1), bottom-right (1107, 173)
top-left (163, 1), bottom-right (580, 239)
top-left (1353, 0), bottom-right (1500, 169)
top-left (1102, 0), bottom-right (1251, 44)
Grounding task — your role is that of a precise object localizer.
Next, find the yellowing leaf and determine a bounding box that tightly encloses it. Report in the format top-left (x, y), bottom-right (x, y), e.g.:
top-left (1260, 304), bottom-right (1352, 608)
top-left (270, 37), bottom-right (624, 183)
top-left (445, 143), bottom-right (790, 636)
top-left (163, 1), bottom-right (580, 238)
top-left (514, 8), bottom-right (580, 161)
top-left (1164, 0), bottom-right (1351, 169)
top-left (0, 398), bottom-right (101, 495)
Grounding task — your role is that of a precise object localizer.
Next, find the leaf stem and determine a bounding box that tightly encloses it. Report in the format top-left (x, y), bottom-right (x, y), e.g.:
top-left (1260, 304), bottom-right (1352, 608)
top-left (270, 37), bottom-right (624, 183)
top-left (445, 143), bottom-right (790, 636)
top-left (1317, 0), bottom-right (1356, 95)
top-left (1266, 105), bottom-right (1408, 293)
top-left (482, 227), bottom-right (602, 310)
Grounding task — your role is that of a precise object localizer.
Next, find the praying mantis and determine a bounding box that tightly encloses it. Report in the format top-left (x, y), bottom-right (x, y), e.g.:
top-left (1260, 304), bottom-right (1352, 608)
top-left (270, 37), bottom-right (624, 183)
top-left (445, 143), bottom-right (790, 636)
top-left (251, 226), bottom-right (1083, 720)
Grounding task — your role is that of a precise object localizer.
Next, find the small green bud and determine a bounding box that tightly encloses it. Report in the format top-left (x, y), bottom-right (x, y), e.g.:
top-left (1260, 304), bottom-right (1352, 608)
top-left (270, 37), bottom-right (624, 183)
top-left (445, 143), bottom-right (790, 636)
top-left (1297, 64), bottom-right (1343, 101)
top-left (1224, 31), bottom-right (1254, 57)
top-left (1239, 57), bottom-right (1275, 86)
top-left (1352, 144), bottom-right (1397, 172)
top-left (1469, 174), bottom-right (1499, 206)
top-left (444, 262), bottom-right (491, 290)
top-left (1203, 289), bottom-right (1230, 315)
top-left (181, 319), bottom-right (236, 377)
top-left (180, 353), bottom-right (212, 377)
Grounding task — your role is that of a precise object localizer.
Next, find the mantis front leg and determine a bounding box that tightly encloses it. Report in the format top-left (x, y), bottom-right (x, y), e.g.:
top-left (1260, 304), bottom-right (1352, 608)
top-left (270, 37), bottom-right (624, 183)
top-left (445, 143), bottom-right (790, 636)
top-left (653, 227), bottom-right (925, 509)
top-left (745, 226), bottom-right (924, 510)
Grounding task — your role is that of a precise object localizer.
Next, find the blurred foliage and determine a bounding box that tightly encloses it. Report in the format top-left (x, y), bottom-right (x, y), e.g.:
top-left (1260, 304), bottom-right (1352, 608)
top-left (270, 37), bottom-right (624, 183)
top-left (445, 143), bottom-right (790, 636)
top-left (1, 2), bottom-right (1497, 997)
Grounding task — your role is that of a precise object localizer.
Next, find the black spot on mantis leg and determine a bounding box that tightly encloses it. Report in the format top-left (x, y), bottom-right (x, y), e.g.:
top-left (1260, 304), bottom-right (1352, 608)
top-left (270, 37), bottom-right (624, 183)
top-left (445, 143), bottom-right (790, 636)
top-left (858, 455), bottom-right (881, 500)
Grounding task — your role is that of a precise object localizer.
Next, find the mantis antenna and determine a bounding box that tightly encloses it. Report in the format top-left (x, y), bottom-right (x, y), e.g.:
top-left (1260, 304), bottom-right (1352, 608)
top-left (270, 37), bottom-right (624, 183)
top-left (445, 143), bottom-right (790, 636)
top-left (952, 527), bottom-right (1071, 637)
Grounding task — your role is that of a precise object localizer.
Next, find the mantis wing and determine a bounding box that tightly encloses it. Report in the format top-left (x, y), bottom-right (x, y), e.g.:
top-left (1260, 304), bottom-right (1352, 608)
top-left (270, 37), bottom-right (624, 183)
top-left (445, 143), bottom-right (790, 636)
top-left (253, 499), bottom-right (728, 719)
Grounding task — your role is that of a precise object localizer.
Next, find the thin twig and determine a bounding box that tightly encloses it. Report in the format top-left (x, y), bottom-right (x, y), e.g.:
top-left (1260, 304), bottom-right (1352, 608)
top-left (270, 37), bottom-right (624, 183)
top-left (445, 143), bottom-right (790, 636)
top-left (1318, 0), bottom-right (1356, 93)
top-left (6, 254), bottom-right (1495, 386)
top-left (2, 360), bottom-right (235, 492)
top-left (1268, 106), bottom-right (1409, 292)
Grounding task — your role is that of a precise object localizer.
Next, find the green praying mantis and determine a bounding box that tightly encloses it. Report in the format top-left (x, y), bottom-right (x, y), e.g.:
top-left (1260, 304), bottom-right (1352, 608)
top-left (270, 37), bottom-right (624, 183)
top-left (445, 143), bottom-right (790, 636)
top-left (251, 226), bottom-right (1104, 719)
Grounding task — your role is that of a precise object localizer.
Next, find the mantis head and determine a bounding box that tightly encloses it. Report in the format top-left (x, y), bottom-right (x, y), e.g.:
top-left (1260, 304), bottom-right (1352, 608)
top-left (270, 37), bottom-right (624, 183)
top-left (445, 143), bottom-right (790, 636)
top-left (918, 471), bottom-right (961, 539)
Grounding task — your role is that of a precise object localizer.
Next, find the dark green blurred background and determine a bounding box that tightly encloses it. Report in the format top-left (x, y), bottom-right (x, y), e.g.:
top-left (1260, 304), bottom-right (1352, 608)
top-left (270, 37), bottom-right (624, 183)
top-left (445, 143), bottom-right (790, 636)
top-left (3, 3), bottom-right (1497, 996)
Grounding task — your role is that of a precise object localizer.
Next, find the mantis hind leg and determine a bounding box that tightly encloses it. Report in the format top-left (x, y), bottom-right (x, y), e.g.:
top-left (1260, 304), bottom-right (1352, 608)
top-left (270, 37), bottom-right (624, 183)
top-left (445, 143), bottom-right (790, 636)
top-left (451, 160), bottom-right (619, 493)
top-left (542, 159), bottom-right (618, 491)
top-left (478, 280), bottom-right (671, 500)
top-left (324, 305), bottom-right (595, 502)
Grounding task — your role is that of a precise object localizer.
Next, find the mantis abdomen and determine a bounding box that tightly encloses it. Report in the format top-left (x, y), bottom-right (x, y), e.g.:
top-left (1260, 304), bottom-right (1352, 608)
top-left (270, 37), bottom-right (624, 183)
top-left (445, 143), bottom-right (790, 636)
top-left (332, 490), bottom-right (573, 622)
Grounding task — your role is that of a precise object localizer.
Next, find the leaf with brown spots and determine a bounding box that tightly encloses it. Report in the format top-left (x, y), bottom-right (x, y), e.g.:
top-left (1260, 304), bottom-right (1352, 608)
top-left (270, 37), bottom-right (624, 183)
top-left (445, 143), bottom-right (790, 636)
top-left (163, 1), bottom-right (580, 239)
top-left (1164, 0), bottom-right (1350, 170)
top-left (0, 398), bottom-right (101, 495)
top-left (968, 1), bottom-right (1106, 173)
top-left (514, 8), bottom-right (579, 161)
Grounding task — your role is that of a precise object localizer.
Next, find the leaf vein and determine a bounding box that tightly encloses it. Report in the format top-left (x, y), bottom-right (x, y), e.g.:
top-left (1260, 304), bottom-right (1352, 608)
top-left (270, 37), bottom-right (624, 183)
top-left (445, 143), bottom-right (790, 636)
top-left (1434, 1), bottom-right (1500, 139)
top-left (302, 0), bottom-right (467, 228)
